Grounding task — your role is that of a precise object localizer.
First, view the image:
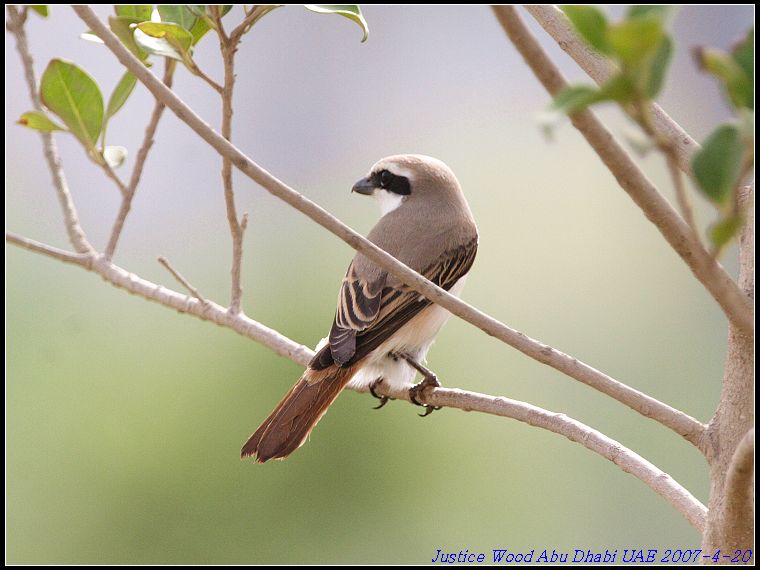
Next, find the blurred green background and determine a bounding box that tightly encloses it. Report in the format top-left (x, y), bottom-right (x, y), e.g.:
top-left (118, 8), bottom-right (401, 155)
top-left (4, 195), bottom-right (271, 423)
top-left (5, 5), bottom-right (752, 564)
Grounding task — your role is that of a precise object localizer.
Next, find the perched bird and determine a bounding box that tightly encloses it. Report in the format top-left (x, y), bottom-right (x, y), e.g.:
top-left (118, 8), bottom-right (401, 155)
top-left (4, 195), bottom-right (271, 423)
top-left (242, 154), bottom-right (478, 462)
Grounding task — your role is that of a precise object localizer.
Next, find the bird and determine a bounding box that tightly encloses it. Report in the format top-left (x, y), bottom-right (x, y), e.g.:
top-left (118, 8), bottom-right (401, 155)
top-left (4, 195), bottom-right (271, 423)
top-left (241, 154), bottom-right (478, 462)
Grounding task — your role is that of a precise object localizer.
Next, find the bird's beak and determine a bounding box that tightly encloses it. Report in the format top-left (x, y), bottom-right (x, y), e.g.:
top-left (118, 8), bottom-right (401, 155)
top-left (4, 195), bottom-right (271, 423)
top-left (351, 176), bottom-right (375, 196)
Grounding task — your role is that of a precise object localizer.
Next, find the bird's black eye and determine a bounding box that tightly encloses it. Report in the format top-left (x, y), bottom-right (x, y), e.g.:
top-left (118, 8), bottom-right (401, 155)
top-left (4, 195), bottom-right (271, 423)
top-left (379, 169), bottom-right (393, 189)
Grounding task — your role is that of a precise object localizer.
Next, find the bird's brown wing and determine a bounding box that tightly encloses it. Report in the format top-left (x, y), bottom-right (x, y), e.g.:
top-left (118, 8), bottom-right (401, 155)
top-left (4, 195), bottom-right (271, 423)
top-left (310, 236), bottom-right (478, 370)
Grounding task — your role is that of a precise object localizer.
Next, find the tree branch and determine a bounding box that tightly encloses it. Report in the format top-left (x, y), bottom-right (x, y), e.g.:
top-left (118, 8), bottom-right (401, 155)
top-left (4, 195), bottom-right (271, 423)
top-left (491, 5), bottom-right (753, 337)
top-left (105, 59), bottom-right (176, 260)
top-left (229, 5), bottom-right (279, 45)
top-left (523, 4), bottom-right (701, 177)
top-left (98, 159), bottom-right (128, 196)
top-left (218, 30), bottom-right (245, 314)
top-left (5, 230), bottom-right (707, 532)
top-left (6, 231), bottom-right (92, 266)
top-left (158, 255), bottom-right (208, 304)
top-left (703, 183), bottom-right (755, 554)
top-left (723, 428), bottom-right (755, 540)
top-left (6, 5), bottom-right (93, 255)
top-left (72, 5), bottom-right (707, 449)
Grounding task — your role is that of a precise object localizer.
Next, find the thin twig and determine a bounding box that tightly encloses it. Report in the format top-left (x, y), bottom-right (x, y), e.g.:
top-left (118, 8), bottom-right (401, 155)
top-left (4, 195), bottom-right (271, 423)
top-left (98, 159), bottom-right (128, 196)
top-left (6, 231), bottom-right (93, 266)
top-left (105, 60), bottom-right (176, 260)
top-left (524, 4), bottom-right (701, 178)
top-left (229, 5), bottom-right (278, 45)
top-left (158, 256), bottom-right (208, 304)
top-left (190, 63), bottom-right (223, 94)
top-left (5, 229), bottom-right (707, 532)
top-left (72, 5), bottom-right (708, 449)
top-left (665, 150), bottom-right (701, 245)
top-left (218, 32), bottom-right (245, 314)
top-left (491, 5), bottom-right (753, 337)
top-left (6, 5), bottom-right (93, 254)
top-left (635, 102), bottom-right (703, 251)
top-left (208, 5), bottom-right (227, 42)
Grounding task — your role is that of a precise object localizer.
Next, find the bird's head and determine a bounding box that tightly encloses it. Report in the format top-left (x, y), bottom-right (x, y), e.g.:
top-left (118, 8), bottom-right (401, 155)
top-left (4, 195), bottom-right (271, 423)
top-left (351, 154), bottom-right (463, 216)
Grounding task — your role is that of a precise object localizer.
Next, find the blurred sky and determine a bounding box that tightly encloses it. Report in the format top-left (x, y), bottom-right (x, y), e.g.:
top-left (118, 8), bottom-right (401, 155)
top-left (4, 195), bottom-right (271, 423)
top-left (6, 5), bottom-right (754, 564)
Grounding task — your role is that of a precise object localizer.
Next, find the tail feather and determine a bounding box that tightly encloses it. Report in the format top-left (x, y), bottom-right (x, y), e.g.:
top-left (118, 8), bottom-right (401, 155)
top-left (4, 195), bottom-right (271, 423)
top-left (241, 364), bottom-right (356, 462)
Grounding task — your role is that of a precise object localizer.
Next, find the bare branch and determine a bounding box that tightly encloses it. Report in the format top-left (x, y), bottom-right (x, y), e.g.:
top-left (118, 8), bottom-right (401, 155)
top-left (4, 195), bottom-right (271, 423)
top-left (524, 5), bottom-right (701, 177)
top-left (72, 5), bottom-right (708, 448)
top-left (157, 256), bottom-right (208, 304)
top-left (703, 184), bottom-right (754, 553)
top-left (191, 63), bottom-right (223, 95)
top-left (424, 388), bottom-right (707, 532)
top-left (491, 5), bottom-right (753, 337)
top-left (229, 5), bottom-right (279, 45)
top-left (105, 60), bottom-right (176, 260)
top-left (6, 231), bottom-right (707, 532)
top-left (218, 33), bottom-right (245, 314)
top-left (6, 231), bottom-right (92, 266)
top-left (722, 428), bottom-right (755, 542)
top-left (6, 5), bottom-right (93, 255)
top-left (99, 159), bottom-right (128, 197)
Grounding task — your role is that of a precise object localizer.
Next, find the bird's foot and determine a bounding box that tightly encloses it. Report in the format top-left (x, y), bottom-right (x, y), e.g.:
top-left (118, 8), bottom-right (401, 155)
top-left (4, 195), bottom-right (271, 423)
top-left (369, 377), bottom-right (394, 409)
top-left (389, 352), bottom-right (443, 417)
top-left (408, 376), bottom-right (442, 416)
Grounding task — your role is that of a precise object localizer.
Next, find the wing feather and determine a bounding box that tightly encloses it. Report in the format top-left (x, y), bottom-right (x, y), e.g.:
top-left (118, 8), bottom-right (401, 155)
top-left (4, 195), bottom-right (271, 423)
top-left (311, 236), bottom-right (477, 370)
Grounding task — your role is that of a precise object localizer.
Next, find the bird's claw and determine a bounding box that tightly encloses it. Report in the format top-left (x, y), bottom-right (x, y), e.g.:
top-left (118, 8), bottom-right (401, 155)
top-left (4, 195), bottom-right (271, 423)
top-left (408, 375), bottom-right (442, 417)
top-left (369, 378), bottom-right (394, 410)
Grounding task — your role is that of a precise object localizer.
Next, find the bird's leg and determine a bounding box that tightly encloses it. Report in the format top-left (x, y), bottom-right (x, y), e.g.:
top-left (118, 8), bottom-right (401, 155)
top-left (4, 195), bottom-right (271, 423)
top-left (390, 352), bottom-right (442, 417)
top-left (368, 377), bottom-right (394, 409)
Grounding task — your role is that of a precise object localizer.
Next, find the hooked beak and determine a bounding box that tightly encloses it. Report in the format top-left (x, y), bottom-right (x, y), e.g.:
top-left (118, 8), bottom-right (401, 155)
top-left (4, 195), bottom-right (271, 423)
top-left (351, 176), bottom-right (375, 196)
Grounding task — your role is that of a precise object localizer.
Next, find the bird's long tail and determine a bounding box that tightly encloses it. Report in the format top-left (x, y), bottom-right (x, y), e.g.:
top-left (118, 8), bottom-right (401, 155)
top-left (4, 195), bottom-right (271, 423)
top-left (241, 364), bottom-right (357, 463)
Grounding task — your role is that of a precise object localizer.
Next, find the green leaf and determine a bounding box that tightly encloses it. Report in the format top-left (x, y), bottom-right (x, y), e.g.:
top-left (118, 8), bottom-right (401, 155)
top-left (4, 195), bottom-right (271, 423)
top-left (607, 16), bottom-right (664, 67)
top-left (550, 85), bottom-right (603, 114)
top-left (40, 59), bottom-right (103, 150)
top-left (692, 124), bottom-right (745, 204)
top-left (105, 72), bottom-right (138, 121)
top-left (134, 21), bottom-right (196, 69)
top-left (304, 5), bottom-right (369, 42)
top-left (645, 35), bottom-right (673, 98)
top-left (109, 16), bottom-right (150, 60)
top-left (552, 76), bottom-right (634, 115)
top-left (598, 73), bottom-right (637, 102)
top-left (732, 28), bottom-right (754, 83)
top-left (101, 71), bottom-right (137, 148)
top-left (30, 5), bottom-right (49, 17)
top-left (185, 6), bottom-right (233, 44)
top-left (157, 5), bottom-right (197, 31)
top-left (695, 46), bottom-right (753, 109)
top-left (17, 111), bottom-right (65, 132)
top-left (114, 5), bottom-right (152, 21)
top-left (103, 145), bottom-right (128, 168)
top-left (626, 5), bottom-right (670, 20)
top-left (709, 214), bottom-right (744, 249)
top-left (561, 5), bottom-right (610, 54)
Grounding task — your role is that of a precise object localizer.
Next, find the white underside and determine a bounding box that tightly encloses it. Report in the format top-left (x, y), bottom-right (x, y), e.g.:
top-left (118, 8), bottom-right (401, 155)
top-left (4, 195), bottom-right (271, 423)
top-left (325, 276), bottom-right (467, 391)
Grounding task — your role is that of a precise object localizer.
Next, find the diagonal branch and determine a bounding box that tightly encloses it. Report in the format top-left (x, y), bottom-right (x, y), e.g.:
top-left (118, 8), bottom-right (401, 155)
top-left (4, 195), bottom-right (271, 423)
top-left (5, 230), bottom-right (707, 532)
top-left (158, 255), bottom-right (208, 304)
top-left (6, 5), bottom-right (93, 255)
top-left (491, 5), bottom-right (753, 337)
top-left (72, 5), bottom-right (707, 450)
top-left (524, 5), bottom-right (701, 178)
top-left (105, 59), bottom-right (176, 260)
